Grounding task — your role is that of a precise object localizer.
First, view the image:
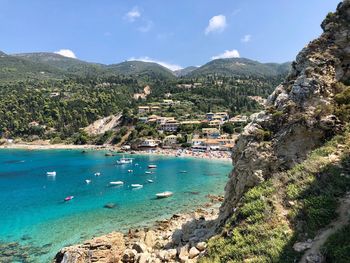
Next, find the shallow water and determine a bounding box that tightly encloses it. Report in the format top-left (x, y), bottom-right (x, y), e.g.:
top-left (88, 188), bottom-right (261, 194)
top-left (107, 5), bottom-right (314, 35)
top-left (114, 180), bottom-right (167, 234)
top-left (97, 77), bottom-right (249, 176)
top-left (0, 149), bottom-right (231, 262)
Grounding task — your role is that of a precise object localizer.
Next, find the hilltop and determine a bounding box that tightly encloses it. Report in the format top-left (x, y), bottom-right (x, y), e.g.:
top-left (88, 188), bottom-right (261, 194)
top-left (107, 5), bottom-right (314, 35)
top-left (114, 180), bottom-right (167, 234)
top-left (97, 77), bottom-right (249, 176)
top-left (0, 50), bottom-right (291, 82)
top-left (188, 58), bottom-right (291, 78)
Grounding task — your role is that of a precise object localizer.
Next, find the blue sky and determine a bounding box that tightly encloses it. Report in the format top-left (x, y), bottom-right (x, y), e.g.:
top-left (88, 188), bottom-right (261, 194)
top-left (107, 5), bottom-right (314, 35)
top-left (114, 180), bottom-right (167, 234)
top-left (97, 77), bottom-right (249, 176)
top-left (0, 0), bottom-right (340, 70)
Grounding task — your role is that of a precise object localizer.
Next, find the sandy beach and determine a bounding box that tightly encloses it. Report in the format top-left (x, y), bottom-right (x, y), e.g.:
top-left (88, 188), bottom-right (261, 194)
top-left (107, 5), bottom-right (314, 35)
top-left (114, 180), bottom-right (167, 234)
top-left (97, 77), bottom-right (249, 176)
top-left (0, 142), bottom-right (232, 161)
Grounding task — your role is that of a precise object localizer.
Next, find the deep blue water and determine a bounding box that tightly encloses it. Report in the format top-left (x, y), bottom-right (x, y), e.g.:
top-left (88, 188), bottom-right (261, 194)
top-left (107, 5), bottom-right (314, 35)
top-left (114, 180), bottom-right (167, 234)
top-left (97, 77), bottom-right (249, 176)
top-left (0, 149), bottom-right (231, 262)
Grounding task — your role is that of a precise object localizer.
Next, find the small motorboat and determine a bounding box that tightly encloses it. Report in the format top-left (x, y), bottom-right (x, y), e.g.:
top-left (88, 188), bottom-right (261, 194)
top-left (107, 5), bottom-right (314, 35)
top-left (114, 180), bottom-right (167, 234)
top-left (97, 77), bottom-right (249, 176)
top-left (128, 170), bottom-right (133, 173)
top-left (64, 196), bottom-right (74, 201)
top-left (94, 172), bottom-right (101, 176)
top-left (110, 181), bottom-right (124, 186)
top-left (156, 191), bottom-right (173, 199)
top-left (148, 164), bottom-right (157, 169)
top-left (131, 184), bottom-right (143, 188)
top-left (85, 179), bottom-right (91, 184)
top-left (179, 171), bottom-right (188, 174)
top-left (147, 179), bottom-right (154, 183)
top-left (46, 171), bottom-right (56, 176)
top-left (117, 155), bottom-right (133, 165)
top-left (145, 171), bottom-right (154, 174)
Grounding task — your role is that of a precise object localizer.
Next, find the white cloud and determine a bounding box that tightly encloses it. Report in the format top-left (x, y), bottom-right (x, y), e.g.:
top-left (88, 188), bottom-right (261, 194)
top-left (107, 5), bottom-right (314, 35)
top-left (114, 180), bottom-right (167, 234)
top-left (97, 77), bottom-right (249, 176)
top-left (241, 34), bottom-right (252, 43)
top-left (125, 7), bottom-right (141, 22)
top-left (205, 15), bottom-right (227, 35)
top-left (54, 49), bottom-right (77, 59)
top-left (211, 49), bottom-right (240, 60)
top-left (128, 56), bottom-right (183, 71)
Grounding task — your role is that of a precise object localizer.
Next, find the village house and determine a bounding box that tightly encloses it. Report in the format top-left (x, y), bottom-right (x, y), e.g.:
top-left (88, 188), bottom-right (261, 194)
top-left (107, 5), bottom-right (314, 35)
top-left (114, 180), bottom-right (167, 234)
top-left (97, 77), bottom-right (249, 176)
top-left (180, 120), bottom-right (201, 125)
top-left (202, 128), bottom-right (220, 138)
top-left (156, 117), bottom-right (175, 125)
top-left (139, 139), bottom-right (160, 148)
top-left (138, 106), bottom-right (150, 114)
top-left (160, 119), bottom-right (180, 132)
top-left (229, 115), bottom-right (248, 124)
top-left (163, 135), bottom-right (178, 146)
top-left (191, 138), bottom-right (236, 151)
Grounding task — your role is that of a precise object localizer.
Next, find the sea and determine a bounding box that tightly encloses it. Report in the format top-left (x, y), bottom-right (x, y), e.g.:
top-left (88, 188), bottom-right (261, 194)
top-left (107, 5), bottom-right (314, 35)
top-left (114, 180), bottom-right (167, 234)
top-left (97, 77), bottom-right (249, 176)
top-left (0, 149), bottom-right (232, 262)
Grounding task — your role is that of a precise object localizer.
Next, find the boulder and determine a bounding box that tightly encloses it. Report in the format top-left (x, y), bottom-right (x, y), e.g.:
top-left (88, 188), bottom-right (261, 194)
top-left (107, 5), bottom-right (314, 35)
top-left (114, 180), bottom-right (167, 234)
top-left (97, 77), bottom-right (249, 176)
top-left (195, 242), bottom-right (207, 252)
top-left (178, 244), bottom-right (189, 263)
top-left (132, 242), bottom-right (148, 253)
top-left (54, 232), bottom-right (125, 263)
top-left (122, 249), bottom-right (138, 263)
top-left (135, 252), bottom-right (149, 263)
top-left (188, 247), bottom-right (200, 259)
top-left (144, 230), bottom-right (156, 248)
top-left (293, 240), bottom-right (313, 252)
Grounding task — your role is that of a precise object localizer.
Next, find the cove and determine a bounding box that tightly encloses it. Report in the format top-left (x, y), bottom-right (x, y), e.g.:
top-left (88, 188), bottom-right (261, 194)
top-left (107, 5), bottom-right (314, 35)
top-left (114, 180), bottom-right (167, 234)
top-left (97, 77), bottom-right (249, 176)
top-left (0, 149), bottom-right (231, 262)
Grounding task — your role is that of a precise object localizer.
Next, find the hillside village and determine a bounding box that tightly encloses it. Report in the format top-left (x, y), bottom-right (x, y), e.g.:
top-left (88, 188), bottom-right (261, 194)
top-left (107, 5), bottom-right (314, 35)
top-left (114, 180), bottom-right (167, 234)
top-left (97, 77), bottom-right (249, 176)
top-left (129, 97), bottom-right (249, 152)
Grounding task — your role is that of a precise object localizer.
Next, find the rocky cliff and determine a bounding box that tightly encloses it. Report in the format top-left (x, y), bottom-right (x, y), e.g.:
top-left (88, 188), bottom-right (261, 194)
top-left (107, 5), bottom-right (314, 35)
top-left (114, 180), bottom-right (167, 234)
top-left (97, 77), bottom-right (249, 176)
top-left (219, 0), bottom-right (350, 223)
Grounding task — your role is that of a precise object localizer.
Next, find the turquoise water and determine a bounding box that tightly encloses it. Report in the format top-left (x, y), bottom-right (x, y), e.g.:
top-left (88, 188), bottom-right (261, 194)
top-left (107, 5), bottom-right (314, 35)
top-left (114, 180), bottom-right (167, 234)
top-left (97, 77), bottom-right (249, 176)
top-left (0, 149), bottom-right (231, 262)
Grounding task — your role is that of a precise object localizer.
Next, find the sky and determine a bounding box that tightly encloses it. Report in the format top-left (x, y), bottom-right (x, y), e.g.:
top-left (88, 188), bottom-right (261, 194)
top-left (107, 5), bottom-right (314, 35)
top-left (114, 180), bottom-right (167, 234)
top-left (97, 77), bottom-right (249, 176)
top-left (0, 0), bottom-right (340, 70)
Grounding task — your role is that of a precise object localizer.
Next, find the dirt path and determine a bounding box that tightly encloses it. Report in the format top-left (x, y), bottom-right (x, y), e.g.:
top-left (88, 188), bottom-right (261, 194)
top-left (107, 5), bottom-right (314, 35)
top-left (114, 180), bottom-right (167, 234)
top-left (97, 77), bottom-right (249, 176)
top-left (300, 192), bottom-right (350, 262)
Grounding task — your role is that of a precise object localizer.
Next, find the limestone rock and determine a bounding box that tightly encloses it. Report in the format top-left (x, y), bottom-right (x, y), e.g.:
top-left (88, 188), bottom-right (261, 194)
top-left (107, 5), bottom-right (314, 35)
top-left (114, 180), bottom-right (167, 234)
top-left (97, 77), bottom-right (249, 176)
top-left (144, 230), bottom-right (156, 248)
top-left (132, 242), bottom-right (148, 253)
top-left (219, 0), bottom-right (350, 224)
top-left (122, 248), bottom-right (138, 263)
top-left (188, 247), bottom-right (200, 259)
top-left (195, 242), bottom-right (207, 252)
top-left (54, 232), bottom-right (125, 263)
top-left (293, 240), bottom-right (313, 252)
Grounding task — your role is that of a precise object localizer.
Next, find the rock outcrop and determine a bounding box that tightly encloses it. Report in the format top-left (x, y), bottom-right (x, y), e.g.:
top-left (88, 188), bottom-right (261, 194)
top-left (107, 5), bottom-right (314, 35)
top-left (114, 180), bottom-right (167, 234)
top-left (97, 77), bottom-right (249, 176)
top-left (54, 232), bottom-right (125, 263)
top-left (219, 0), bottom-right (350, 222)
top-left (84, 114), bottom-right (122, 136)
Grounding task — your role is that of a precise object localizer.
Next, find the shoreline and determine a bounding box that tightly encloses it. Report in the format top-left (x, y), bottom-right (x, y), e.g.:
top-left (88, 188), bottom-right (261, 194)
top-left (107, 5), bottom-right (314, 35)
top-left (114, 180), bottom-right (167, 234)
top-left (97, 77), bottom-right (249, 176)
top-left (0, 143), bottom-right (232, 162)
top-left (54, 195), bottom-right (224, 262)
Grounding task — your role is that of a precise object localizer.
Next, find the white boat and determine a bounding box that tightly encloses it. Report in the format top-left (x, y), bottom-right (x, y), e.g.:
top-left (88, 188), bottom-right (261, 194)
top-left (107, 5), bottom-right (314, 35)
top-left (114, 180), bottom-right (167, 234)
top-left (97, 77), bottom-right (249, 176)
top-left (109, 181), bottom-right (124, 186)
top-left (147, 179), bottom-right (154, 183)
top-left (128, 169), bottom-right (133, 173)
top-left (85, 179), bottom-right (91, 184)
top-left (46, 171), bottom-right (56, 176)
top-left (131, 184), bottom-right (143, 188)
top-left (148, 164), bottom-right (157, 169)
top-left (156, 191), bottom-right (173, 199)
top-left (117, 155), bottom-right (133, 165)
top-left (94, 172), bottom-right (101, 176)
top-left (145, 171), bottom-right (154, 174)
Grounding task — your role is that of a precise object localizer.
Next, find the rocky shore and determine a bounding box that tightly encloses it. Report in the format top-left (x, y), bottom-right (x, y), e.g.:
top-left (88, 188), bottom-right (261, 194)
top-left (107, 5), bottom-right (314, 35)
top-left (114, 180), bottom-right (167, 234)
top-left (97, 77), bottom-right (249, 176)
top-left (54, 195), bottom-right (224, 263)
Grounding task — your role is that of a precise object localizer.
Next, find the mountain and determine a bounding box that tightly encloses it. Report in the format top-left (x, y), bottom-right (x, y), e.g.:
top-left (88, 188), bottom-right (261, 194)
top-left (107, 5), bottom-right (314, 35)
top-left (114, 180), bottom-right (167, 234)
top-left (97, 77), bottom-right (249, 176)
top-left (106, 61), bottom-right (176, 80)
top-left (2, 51), bottom-right (291, 82)
top-left (0, 51), bottom-right (7, 56)
top-left (173, 66), bottom-right (198, 77)
top-left (13, 52), bottom-right (105, 77)
top-left (0, 52), bottom-right (66, 81)
top-left (188, 57), bottom-right (291, 78)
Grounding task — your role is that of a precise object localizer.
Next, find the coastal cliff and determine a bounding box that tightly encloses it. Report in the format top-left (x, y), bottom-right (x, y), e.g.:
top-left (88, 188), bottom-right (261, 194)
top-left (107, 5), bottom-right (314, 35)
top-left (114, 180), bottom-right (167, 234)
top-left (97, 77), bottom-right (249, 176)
top-left (202, 1), bottom-right (350, 262)
top-left (219, 0), bottom-right (350, 222)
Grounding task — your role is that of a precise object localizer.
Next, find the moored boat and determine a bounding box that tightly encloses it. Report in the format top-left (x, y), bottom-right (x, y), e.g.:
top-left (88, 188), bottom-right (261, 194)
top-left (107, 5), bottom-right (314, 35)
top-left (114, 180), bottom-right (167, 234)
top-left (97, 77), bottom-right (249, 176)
top-left (147, 179), bottom-right (154, 183)
top-left (148, 164), bottom-right (157, 169)
top-left (64, 196), bottom-right (74, 201)
top-left (46, 171), bottom-right (56, 176)
top-left (109, 181), bottom-right (124, 186)
top-left (85, 179), bottom-right (91, 184)
top-left (94, 172), bottom-right (101, 176)
top-left (117, 155), bottom-right (133, 165)
top-left (131, 184), bottom-right (143, 188)
top-left (156, 191), bottom-right (173, 199)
